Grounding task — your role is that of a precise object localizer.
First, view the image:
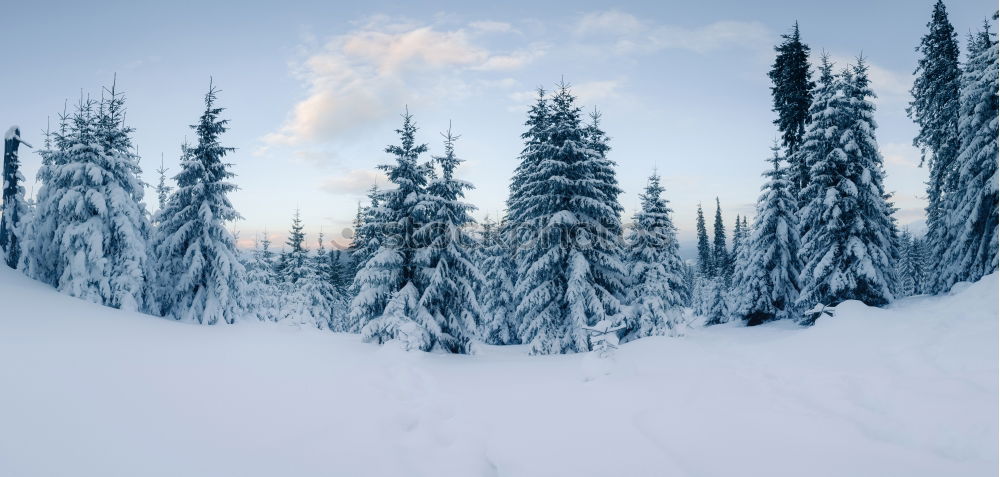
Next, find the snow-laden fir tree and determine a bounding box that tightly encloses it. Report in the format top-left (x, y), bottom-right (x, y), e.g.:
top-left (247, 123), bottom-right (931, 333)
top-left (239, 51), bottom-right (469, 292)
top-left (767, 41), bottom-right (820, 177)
top-left (935, 23), bottom-right (999, 290)
top-left (623, 172), bottom-right (686, 340)
top-left (477, 215), bottom-right (518, 344)
top-left (243, 231), bottom-right (280, 321)
top-left (2, 126), bottom-right (31, 269)
top-left (695, 203), bottom-right (713, 277)
top-left (354, 109), bottom-right (439, 350)
top-left (513, 82), bottom-right (626, 355)
top-left (414, 126), bottom-right (483, 352)
top-left (895, 230), bottom-right (928, 297)
top-left (691, 203), bottom-right (714, 316)
top-left (712, 198), bottom-right (730, 282)
top-left (151, 82), bottom-right (244, 324)
top-left (908, 0), bottom-right (962, 283)
top-left (155, 154), bottom-right (172, 212)
top-left (797, 60), bottom-right (898, 315)
top-left (281, 209), bottom-right (310, 284)
top-left (24, 84), bottom-right (152, 312)
top-left (703, 279), bottom-right (729, 326)
top-left (322, 241), bottom-right (351, 331)
top-left (505, 88), bottom-right (550, 230)
top-left (349, 185), bottom-right (382, 280)
top-left (769, 21), bottom-right (815, 195)
top-left (285, 230), bottom-right (343, 329)
top-left (731, 144), bottom-right (801, 325)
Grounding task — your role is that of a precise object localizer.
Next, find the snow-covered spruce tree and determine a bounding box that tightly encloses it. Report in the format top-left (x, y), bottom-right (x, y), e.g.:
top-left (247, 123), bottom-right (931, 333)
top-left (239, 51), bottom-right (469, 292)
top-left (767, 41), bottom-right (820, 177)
top-left (155, 154), bottom-right (172, 212)
top-left (243, 232), bottom-right (280, 321)
top-left (935, 23), bottom-right (999, 290)
top-left (354, 110), bottom-right (439, 350)
top-left (2, 126), bottom-right (31, 269)
top-left (908, 0), bottom-right (962, 284)
top-left (513, 82), bottom-right (626, 355)
top-left (23, 85), bottom-right (152, 312)
top-left (505, 88), bottom-right (550, 231)
top-left (795, 53), bottom-right (838, 244)
top-left (349, 185), bottom-right (382, 280)
top-left (896, 230), bottom-right (928, 297)
top-left (281, 209), bottom-right (310, 284)
top-left (768, 21), bottom-right (815, 195)
top-left (414, 126), bottom-right (483, 352)
top-left (477, 215), bottom-right (518, 344)
top-left (691, 203), bottom-right (714, 315)
top-left (712, 198), bottom-right (730, 282)
top-left (797, 60), bottom-right (898, 316)
top-left (287, 230), bottom-right (344, 330)
top-left (152, 82), bottom-right (244, 324)
top-left (623, 172), bottom-right (686, 340)
top-left (322, 240), bottom-right (351, 331)
top-left (731, 145), bottom-right (801, 325)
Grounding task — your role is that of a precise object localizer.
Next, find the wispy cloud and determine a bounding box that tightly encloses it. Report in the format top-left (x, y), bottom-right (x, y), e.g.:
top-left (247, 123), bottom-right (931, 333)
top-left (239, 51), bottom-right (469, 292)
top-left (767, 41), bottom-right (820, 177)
top-left (573, 10), bottom-right (772, 55)
top-left (261, 17), bottom-right (544, 150)
top-left (319, 169), bottom-right (388, 196)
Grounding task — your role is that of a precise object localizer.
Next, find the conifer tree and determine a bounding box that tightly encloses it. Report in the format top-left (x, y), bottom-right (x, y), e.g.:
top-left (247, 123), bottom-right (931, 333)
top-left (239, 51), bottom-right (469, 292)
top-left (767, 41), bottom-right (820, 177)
top-left (712, 198), bottom-right (730, 281)
top-left (2, 126), bottom-right (31, 269)
top-left (896, 230), bottom-right (928, 297)
top-left (350, 185), bottom-right (382, 279)
top-left (152, 81), bottom-right (244, 324)
top-left (281, 209), bottom-right (309, 284)
top-left (798, 60), bottom-right (898, 314)
top-left (935, 22), bottom-right (999, 289)
top-left (24, 83), bottom-right (152, 312)
top-left (909, 0), bottom-right (962, 281)
top-left (769, 22), bottom-right (815, 194)
top-left (478, 215), bottom-right (517, 344)
top-left (731, 145), bottom-right (801, 324)
top-left (505, 88), bottom-right (550, 229)
top-left (415, 125), bottom-right (483, 352)
top-left (695, 203), bottom-right (713, 276)
top-left (155, 154), bottom-right (172, 212)
top-left (354, 109), bottom-right (438, 350)
top-left (512, 82), bottom-right (625, 354)
top-left (796, 54), bottom-right (838, 240)
top-left (244, 232), bottom-right (280, 321)
top-left (623, 172), bottom-right (686, 339)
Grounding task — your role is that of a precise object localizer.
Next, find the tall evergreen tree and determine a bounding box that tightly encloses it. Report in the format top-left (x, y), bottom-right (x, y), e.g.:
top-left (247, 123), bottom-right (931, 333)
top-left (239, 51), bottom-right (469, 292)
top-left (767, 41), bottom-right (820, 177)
top-left (798, 60), bottom-right (898, 315)
top-left (623, 172), bottom-right (686, 340)
top-left (712, 198), bottom-right (730, 280)
top-left (155, 154), bottom-right (172, 212)
top-left (769, 22), bottom-right (815, 194)
top-left (478, 215), bottom-right (517, 344)
top-left (796, 54), bottom-right (838, 241)
top-left (936, 23), bottom-right (999, 289)
top-left (695, 203), bottom-right (713, 276)
top-left (896, 230), bottom-right (928, 297)
top-left (512, 82), bottom-right (625, 354)
top-left (2, 126), bottom-right (31, 269)
top-left (731, 145), bottom-right (801, 325)
top-left (909, 0), bottom-right (962, 282)
top-left (244, 232), bottom-right (280, 321)
top-left (152, 82), bottom-right (244, 324)
top-left (415, 125), bottom-right (483, 352)
top-left (354, 109), bottom-right (439, 350)
top-left (281, 209), bottom-right (309, 284)
top-left (24, 83), bottom-right (152, 312)
top-left (505, 88), bottom-right (550, 229)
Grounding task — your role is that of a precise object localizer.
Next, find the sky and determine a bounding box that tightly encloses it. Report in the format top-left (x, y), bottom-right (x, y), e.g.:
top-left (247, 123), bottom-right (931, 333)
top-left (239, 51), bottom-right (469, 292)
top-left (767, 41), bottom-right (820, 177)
top-left (2, 0), bottom-right (996, 256)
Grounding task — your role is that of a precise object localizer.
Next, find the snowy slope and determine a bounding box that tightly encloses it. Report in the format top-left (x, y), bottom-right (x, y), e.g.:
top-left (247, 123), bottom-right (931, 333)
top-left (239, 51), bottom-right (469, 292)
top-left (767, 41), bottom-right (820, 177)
top-left (0, 266), bottom-right (996, 477)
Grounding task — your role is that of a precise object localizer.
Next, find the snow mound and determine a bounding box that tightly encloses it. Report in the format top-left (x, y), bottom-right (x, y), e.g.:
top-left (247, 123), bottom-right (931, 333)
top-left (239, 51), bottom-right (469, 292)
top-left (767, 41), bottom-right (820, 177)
top-left (0, 267), bottom-right (996, 477)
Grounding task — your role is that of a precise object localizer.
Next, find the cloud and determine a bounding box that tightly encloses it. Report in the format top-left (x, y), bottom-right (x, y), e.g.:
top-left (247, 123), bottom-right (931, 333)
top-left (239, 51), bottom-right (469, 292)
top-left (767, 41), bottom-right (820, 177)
top-left (263, 19), bottom-right (542, 148)
top-left (574, 10), bottom-right (771, 55)
top-left (320, 169), bottom-right (388, 196)
top-left (469, 21), bottom-right (515, 34)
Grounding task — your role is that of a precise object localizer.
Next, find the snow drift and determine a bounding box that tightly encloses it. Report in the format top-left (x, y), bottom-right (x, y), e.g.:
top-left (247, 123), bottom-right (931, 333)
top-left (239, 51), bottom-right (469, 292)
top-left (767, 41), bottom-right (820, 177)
top-left (0, 266), bottom-right (996, 477)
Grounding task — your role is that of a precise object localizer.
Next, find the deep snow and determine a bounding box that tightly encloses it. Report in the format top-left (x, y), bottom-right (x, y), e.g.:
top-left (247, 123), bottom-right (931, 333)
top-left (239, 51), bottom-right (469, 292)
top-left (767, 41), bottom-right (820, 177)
top-left (0, 266), bottom-right (996, 477)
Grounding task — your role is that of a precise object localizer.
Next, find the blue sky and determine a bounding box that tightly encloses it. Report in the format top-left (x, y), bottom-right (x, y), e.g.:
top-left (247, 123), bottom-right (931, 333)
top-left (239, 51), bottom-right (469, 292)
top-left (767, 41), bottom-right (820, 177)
top-left (2, 0), bottom-right (995, 254)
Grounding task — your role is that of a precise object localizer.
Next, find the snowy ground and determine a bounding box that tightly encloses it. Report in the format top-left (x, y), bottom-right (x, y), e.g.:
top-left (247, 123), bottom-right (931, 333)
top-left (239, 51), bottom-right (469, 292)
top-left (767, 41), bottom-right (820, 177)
top-left (0, 267), bottom-right (996, 477)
